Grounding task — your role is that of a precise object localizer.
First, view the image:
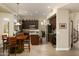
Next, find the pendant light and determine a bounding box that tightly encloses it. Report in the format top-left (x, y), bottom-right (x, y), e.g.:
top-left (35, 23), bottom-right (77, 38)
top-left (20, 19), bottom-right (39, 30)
top-left (15, 3), bottom-right (21, 25)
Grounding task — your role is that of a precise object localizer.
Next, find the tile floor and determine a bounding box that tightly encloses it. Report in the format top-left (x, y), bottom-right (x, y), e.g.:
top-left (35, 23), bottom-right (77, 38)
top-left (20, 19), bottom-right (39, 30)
top-left (0, 42), bottom-right (79, 56)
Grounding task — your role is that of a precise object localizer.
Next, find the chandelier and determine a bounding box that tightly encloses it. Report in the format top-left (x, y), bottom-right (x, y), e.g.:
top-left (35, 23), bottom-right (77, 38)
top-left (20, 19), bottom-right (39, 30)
top-left (15, 3), bottom-right (21, 25)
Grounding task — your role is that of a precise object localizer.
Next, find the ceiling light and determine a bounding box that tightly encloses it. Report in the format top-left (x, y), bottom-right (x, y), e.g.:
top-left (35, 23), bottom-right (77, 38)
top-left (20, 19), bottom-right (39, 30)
top-left (3, 18), bottom-right (9, 22)
top-left (15, 3), bottom-right (21, 25)
top-left (15, 22), bottom-right (21, 25)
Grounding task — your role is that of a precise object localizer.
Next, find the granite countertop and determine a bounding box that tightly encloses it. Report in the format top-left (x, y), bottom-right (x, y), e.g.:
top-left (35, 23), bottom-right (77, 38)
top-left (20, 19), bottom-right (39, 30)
top-left (29, 29), bottom-right (39, 35)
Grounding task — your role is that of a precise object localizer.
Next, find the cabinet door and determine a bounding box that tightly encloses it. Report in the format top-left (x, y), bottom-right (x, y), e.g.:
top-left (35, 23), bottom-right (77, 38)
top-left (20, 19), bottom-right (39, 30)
top-left (31, 35), bottom-right (39, 45)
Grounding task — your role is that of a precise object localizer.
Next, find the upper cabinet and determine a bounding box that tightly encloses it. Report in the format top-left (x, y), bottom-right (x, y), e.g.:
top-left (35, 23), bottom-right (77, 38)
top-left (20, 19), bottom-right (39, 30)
top-left (22, 20), bottom-right (38, 29)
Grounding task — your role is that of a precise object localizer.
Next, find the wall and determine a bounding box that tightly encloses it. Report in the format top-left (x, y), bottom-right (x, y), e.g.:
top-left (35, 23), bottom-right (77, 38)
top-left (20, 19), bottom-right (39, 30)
top-left (56, 9), bottom-right (70, 50)
top-left (38, 19), bottom-right (47, 37)
top-left (70, 12), bottom-right (79, 30)
top-left (0, 13), bottom-right (14, 47)
top-left (39, 8), bottom-right (71, 50)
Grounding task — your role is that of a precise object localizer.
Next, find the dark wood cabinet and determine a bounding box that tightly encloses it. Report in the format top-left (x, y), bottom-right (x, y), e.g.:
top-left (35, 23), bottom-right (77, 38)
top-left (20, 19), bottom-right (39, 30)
top-left (22, 20), bottom-right (38, 29)
top-left (30, 35), bottom-right (39, 45)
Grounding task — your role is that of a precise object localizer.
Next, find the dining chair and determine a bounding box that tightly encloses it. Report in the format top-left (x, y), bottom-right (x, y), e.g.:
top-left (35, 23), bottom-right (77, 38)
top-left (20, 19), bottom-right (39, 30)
top-left (24, 34), bottom-right (31, 52)
top-left (7, 36), bottom-right (17, 56)
top-left (2, 35), bottom-right (8, 54)
top-left (16, 33), bottom-right (25, 50)
top-left (16, 33), bottom-right (31, 53)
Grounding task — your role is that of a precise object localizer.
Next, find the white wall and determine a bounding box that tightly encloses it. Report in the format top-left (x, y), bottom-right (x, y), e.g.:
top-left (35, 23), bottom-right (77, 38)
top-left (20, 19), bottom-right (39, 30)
top-left (38, 19), bottom-right (47, 37)
top-left (70, 13), bottom-right (79, 30)
top-left (47, 8), bottom-right (57, 19)
top-left (56, 9), bottom-right (70, 50)
top-left (0, 13), bottom-right (14, 47)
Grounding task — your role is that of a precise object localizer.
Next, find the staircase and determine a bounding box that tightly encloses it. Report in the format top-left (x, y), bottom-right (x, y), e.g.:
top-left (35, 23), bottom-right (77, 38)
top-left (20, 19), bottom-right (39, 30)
top-left (71, 20), bottom-right (79, 48)
top-left (73, 29), bottom-right (79, 43)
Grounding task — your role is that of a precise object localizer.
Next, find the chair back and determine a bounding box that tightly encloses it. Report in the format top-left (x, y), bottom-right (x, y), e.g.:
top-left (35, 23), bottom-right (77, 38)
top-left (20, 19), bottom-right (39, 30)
top-left (2, 35), bottom-right (7, 40)
top-left (8, 37), bottom-right (16, 46)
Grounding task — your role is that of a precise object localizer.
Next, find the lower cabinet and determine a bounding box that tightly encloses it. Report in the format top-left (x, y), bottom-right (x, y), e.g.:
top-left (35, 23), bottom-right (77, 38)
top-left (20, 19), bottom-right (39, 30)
top-left (31, 35), bottom-right (39, 45)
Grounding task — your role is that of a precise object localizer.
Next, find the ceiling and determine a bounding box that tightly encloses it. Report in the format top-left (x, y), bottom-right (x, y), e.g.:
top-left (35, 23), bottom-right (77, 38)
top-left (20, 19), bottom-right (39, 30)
top-left (61, 3), bottom-right (79, 12)
top-left (0, 4), bottom-right (13, 13)
top-left (0, 3), bottom-right (67, 19)
top-left (2, 3), bottom-right (79, 19)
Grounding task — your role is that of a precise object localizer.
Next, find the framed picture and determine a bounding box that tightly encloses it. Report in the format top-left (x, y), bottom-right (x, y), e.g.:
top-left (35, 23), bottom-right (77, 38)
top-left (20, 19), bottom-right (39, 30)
top-left (59, 23), bottom-right (67, 29)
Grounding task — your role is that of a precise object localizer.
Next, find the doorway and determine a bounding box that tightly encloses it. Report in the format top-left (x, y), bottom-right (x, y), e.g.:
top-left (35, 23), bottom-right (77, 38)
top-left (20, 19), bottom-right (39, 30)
top-left (47, 14), bottom-right (56, 47)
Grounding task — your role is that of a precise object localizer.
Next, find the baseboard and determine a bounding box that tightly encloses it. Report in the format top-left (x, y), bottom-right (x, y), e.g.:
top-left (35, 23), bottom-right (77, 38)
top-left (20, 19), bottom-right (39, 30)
top-left (56, 48), bottom-right (70, 51)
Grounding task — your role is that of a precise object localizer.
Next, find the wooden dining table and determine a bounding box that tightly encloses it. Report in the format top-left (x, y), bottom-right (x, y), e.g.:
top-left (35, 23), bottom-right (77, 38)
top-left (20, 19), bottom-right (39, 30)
top-left (8, 34), bottom-right (28, 53)
top-left (16, 35), bottom-right (28, 51)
